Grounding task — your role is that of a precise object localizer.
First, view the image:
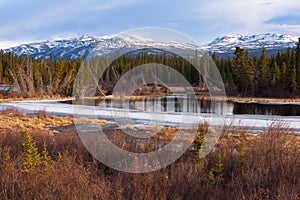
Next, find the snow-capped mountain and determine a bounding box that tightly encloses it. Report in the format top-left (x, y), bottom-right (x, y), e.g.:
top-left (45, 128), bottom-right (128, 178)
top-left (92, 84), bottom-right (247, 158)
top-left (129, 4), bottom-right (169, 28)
top-left (3, 33), bottom-right (299, 60)
top-left (203, 33), bottom-right (299, 57)
top-left (3, 35), bottom-right (198, 60)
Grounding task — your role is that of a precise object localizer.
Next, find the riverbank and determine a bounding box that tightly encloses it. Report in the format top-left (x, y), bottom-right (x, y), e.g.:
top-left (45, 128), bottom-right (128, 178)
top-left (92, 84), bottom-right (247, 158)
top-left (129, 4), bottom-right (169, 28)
top-left (227, 96), bottom-right (300, 103)
top-left (77, 95), bottom-right (300, 103)
top-left (1, 93), bottom-right (300, 104)
top-left (0, 95), bottom-right (74, 103)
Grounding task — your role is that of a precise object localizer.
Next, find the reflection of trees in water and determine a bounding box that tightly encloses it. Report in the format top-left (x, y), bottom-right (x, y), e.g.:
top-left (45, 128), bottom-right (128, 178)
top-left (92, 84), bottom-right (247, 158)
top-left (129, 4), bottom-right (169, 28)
top-left (95, 96), bottom-right (234, 115)
top-left (233, 103), bottom-right (300, 116)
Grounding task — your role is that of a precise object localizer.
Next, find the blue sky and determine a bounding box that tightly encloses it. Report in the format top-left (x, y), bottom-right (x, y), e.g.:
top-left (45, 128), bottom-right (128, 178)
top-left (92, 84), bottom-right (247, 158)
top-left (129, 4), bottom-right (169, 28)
top-left (0, 0), bottom-right (300, 48)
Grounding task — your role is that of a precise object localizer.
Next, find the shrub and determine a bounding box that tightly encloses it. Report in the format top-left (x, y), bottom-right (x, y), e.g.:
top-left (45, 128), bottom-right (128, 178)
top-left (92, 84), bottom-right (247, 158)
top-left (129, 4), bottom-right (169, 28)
top-left (35, 109), bottom-right (47, 119)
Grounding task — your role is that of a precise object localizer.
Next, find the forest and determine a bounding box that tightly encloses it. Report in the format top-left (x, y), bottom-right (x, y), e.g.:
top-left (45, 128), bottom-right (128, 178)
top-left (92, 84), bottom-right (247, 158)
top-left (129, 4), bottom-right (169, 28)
top-left (0, 38), bottom-right (299, 98)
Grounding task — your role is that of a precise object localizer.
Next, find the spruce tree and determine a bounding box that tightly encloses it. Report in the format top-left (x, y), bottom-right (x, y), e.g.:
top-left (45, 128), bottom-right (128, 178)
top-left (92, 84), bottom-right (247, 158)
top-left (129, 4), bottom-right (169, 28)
top-left (257, 48), bottom-right (269, 94)
top-left (280, 61), bottom-right (287, 89)
top-left (233, 47), bottom-right (254, 95)
top-left (290, 65), bottom-right (297, 93)
top-left (273, 60), bottom-right (281, 87)
top-left (296, 38), bottom-right (300, 88)
top-left (0, 50), bottom-right (3, 82)
top-left (20, 130), bottom-right (41, 173)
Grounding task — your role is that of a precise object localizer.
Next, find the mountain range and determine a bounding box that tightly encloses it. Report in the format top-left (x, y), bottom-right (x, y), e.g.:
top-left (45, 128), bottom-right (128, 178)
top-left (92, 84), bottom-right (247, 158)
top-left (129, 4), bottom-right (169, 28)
top-left (3, 33), bottom-right (299, 60)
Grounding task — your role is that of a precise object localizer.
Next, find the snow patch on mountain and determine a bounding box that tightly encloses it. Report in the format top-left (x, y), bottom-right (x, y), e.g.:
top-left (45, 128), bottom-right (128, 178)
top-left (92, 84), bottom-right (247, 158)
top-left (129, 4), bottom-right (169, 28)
top-left (4, 35), bottom-right (198, 60)
top-left (203, 33), bottom-right (299, 53)
top-left (3, 33), bottom-right (299, 60)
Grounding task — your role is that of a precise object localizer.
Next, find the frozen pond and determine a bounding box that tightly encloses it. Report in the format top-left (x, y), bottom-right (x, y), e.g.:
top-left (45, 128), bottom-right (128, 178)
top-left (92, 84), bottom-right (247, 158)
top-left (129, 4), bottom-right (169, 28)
top-left (69, 94), bottom-right (300, 116)
top-left (0, 98), bottom-right (300, 133)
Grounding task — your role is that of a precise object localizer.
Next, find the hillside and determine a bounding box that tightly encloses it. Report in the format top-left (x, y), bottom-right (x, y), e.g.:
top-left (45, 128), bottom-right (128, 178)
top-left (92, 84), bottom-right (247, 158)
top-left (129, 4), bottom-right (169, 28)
top-left (3, 33), bottom-right (299, 60)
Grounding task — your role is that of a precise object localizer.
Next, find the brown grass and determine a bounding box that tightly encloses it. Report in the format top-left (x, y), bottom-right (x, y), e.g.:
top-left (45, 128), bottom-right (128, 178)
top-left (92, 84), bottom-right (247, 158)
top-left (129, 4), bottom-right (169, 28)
top-left (2, 92), bottom-right (300, 104)
top-left (0, 96), bottom-right (73, 103)
top-left (0, 114), bottom-right (299, 199)
top-left (227, 96), bottom-right (300, 103)
top-left (0, 108), bottom-right (109, 135)
top-left (77, 94), bottom-right (300, 103)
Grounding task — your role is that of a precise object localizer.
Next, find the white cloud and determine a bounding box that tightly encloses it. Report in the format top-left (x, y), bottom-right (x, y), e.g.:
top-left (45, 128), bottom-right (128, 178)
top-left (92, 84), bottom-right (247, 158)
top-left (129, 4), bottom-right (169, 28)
top-left (190, 0), bottom-right (300, 35)
top-left (0, 40), bottom-right (29, 49)
top-left (0, 0), bottom-right (299, 46)
top-left (267, 24), bottom-right (300, 36)
top-left (0, 0), bottom-right (144, 38)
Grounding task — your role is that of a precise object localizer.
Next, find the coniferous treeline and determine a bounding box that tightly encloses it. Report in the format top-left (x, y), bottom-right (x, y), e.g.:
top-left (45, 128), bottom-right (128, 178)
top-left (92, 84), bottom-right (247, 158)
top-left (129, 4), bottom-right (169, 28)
top-left (214, 41), bottom-right (300, 97)
top-left (0, 38), bottom-right (299, 98)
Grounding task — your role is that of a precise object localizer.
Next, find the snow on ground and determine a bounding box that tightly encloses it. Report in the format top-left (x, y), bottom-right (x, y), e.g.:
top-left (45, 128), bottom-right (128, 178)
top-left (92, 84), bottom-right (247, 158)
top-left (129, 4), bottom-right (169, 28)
top-left (0, 100), bottom-right (300, 133)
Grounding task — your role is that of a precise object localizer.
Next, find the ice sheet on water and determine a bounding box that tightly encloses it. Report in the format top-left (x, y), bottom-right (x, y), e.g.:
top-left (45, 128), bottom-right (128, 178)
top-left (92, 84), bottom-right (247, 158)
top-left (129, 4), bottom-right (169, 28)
top-left (0, 100), bottom-right (300, 132)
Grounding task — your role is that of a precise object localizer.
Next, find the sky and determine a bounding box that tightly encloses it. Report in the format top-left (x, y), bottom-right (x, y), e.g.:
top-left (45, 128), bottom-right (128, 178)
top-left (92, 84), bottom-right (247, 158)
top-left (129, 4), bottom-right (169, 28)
top-left (0, 0), bottom-right (300, 48)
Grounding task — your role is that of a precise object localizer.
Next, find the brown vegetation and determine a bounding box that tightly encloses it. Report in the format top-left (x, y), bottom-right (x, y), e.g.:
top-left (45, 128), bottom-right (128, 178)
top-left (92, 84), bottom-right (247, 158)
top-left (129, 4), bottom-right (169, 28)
top-left (0, 111), bottom-right (299, 199)
top-left (0, 95), bottom-right (73, 103)
top-left (226, 96), bottom-right (300, 103)
top-left (0, 107), bottom-right (108, 135)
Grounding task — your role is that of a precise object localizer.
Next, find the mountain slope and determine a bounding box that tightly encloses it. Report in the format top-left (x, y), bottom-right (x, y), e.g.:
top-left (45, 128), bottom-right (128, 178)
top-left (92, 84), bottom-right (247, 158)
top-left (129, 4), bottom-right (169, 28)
top-left (3, 35), bottom-right (198, 60)
top-left (203, 33), bottom-right (299, 58)
top-left (3, 33), bottom-right (299, 60)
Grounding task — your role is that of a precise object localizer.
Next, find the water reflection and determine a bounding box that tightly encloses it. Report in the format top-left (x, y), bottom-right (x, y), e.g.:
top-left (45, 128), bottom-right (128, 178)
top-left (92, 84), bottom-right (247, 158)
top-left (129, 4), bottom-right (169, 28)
top-left (72, 95), bottom-right (300, 116)
top-left (97, 94), bottom-right (234, 115)
top-left (233, 102), bottom-right (300, 116)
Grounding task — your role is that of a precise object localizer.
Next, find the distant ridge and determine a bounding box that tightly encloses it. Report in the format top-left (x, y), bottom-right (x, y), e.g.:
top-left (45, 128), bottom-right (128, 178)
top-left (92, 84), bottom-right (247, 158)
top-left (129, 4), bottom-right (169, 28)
top-left (202, 33), bottom-right (299, 58)
top-left (3, 33), bottom-right (299, 60)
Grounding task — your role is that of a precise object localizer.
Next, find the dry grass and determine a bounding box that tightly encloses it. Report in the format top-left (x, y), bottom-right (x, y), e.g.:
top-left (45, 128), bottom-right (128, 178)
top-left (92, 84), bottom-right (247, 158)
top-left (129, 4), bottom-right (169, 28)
top-left (0, 95), bottom-right (74, 103)
top-left (77, 94), bottom-right (300, 103)
top-left (0, 112), bottom-right (299, 199)
top-left (2, 92), bottom-right (300, 104)
top-left (0, 108), bottom-right (109, 135)
top-left (227, 96), bottom-right (300, 103)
